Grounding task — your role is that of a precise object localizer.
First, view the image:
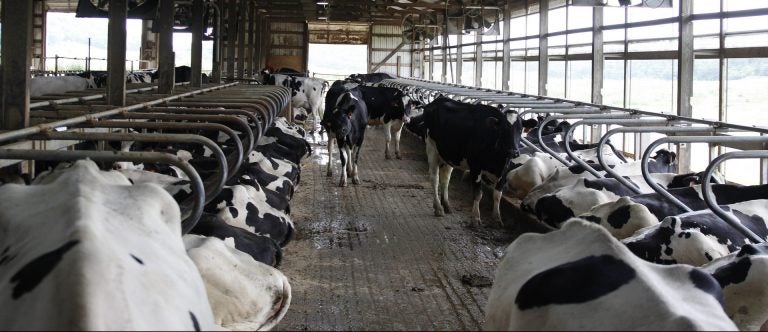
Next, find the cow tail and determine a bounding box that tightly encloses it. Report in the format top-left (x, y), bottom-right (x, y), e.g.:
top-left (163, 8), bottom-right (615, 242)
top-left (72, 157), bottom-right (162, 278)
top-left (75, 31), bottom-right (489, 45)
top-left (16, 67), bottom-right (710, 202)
top-left (322, 80), bottom-right (329, 95)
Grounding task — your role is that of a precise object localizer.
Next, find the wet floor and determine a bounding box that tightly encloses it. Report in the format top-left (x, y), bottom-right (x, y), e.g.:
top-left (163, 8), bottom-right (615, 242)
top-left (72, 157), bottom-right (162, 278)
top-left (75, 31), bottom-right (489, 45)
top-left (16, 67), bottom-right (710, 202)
top-left (274, 125), bottom-right (523, 331)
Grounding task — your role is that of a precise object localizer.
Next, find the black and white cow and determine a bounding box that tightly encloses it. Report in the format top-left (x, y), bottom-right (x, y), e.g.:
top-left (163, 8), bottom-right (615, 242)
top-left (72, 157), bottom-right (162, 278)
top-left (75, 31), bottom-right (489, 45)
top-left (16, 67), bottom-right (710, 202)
top-left (347, 72), bottom-right (397, 84)
top-left (189, 213), bottom-right (283, 268)
top-left (622, 199), bottom-right (768, 267)
top-left (126, 72), bottom-right (153, 84)
top-left (701, 243), bottom-right (768, 331)
top-left (484, 219), bottom-right (737, 330)
top-left (321, 86), bottom-right (369, 187)
top-left (264, 73), bottom-right (328, 132)
top-left (0, 160), bottom-right (217, 330)
top-left (357, 85), bottom-right (417, 160)
top-left (29, 76), bottom-right (98, 97)
top-left (422, 96), bottom-right (523, 227)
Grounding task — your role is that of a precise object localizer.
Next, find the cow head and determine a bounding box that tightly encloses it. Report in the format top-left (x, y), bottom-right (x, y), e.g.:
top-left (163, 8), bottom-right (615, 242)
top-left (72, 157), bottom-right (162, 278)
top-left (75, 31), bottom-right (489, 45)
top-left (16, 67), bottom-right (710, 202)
top-left (499, 110), bottom-right (523, 159)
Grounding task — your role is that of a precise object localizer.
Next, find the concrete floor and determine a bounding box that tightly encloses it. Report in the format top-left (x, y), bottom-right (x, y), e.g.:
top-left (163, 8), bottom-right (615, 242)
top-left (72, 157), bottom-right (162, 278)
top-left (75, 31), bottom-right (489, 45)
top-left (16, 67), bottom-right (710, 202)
top-left (274, 126), bottom-right (528, 331)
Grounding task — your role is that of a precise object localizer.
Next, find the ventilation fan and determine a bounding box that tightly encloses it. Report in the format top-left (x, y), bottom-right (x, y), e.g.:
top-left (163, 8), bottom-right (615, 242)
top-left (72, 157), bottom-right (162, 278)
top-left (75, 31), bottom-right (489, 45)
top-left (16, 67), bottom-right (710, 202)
top-left (402, 13), bottom-right (439, 44)
top-left (462, 7), bottom-right (500, 35)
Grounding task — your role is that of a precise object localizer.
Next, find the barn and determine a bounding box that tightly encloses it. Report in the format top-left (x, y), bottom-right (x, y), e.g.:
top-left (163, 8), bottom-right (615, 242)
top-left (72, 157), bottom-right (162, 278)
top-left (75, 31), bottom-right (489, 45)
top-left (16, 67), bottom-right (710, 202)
top-left (0, 0), bottom-right (767, 330)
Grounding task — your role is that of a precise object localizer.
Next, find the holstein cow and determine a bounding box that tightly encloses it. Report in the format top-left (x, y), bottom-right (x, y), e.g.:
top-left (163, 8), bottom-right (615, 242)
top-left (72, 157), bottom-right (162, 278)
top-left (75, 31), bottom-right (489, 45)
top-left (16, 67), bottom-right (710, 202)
top-left (321, 86), bottom-right (369, 187)
top-left (264, 73), bottom-right (329, 133)
top-left (622, 198), bottom-right (768, 267)
top-left (126, 71), bottom-right (153, 84)
top-left (29, 76), bottom-right (99, 97)
top-left (484, 219), bottom-right (738, 331)
top-left (0, 160), bottom-right (217, 330)
top-left (701, 243), bottom-right (768, 331)
top-left (183, 234), bottom-right (291, 330)
top-left (357, 85), bottom-right (417, 159)
top-left (422, 96), bottom-right (523, 226)
top-left (347, 72), bottom-right (397, 84)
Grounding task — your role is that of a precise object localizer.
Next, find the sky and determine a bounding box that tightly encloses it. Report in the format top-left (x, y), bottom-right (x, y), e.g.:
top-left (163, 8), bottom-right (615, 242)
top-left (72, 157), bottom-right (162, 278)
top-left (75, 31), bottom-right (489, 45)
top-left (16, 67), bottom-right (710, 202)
top-left (45, 12), bottom-right (213, 71)
top-left (43, 12), bottom-right (367, 76)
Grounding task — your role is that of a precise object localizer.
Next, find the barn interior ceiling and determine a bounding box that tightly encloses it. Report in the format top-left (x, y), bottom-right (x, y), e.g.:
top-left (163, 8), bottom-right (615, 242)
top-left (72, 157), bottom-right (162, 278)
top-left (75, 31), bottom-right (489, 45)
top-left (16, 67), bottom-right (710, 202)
top-left (41, 0), bottom-right (517, 25)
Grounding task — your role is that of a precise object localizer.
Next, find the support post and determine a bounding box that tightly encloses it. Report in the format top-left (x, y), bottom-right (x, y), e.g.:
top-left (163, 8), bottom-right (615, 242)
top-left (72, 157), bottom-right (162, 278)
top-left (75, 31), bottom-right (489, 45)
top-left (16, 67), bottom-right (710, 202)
top-left (538, 0), bottom-right (549, 96)
top-left (246, 3), bottom-right (255, 77)
top-left (456, 34), bottom-right (463, 85)
top-left (441, 13), bottom-right (449, 83)
top-left (237, 0), bottom-right (247, 78)
top-left (1, 0), bottom-right (33, 130)
top-left (211, 1), bottom-right (222, 83)
top-left (475, 31), bottom-right (482, 87)
top-left (227, 0), bottom-right (237, 81)
top-left (190, 0), bottom-right (204, 87)
top-left (501, 0), bottom-right (511, 91)
top-left (140, 20), bottom-right (158, 69)
top-left (591, 5), bottom-right (605, 143)
top-left (107, 0), bottom-right (128, 106)
top-left (157, 0), bottom-right (175, 94)
top-left (677, 0), bottom-right (693, 173)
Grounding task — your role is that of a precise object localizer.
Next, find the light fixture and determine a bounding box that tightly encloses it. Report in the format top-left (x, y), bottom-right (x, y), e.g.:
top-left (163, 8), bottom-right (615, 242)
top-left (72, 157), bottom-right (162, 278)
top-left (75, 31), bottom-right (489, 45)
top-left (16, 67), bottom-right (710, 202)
top-left (317, 1), bottom-right (329, 5)
top-left (318, 16), bottom-right (328, 20)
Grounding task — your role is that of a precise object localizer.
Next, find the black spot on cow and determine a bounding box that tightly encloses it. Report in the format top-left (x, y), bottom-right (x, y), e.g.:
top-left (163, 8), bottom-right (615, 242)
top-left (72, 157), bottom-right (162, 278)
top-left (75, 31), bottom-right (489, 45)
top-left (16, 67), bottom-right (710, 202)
top-left (515, 255), bottom-right (636, 310)
top-left (606, 204), bottom-right (632, 229)
top-left (190, 213), bottom-right (283, 267)
top-left (689, 268), bottom-right (727, 308)
top-left (228, 206), bottom-right (239, 219)
top-left (10, 240), bottom-right (79, 300)
top-left (190, 311), bottom-right (201, 332)
top-left (737, 243), bottom-right (768, 257)
top-left (534, 195), bottom-right (575, 228)
top-left (204, 188), bottom-right (234, 213)
top-left (712, 257), bottom-right (751, 288)
top-left (128, 178), bottom-right (134, 184)
top-left (131, 254), bottom-right (144, 265)
top-left (624, 218), bottom-right (678, 265)
top-left (581, 215), bottom-right (602, 224)
top-left (244, 203), bottom-right (293, 247)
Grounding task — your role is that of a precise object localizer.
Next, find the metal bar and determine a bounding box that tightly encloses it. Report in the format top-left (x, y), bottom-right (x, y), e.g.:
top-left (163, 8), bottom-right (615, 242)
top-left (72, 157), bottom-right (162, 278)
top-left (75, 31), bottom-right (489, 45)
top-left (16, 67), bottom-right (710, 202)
top-left (227, 0), bottom-right (237, 81)
top-left (237, 0), bottom-right (247, 79)
top-left (30, 131), bottom-right (227, 205)
top-left (211, 1), bottom-right (222, 83)
top-left (538, 0), bottom-right (548, 96)
top-left (677, 0), bottom-right (694, 173)
top-left (702, 151), bottom-right (768, 244)
top-left (372, 41), bottom-right (406, 73)
top-left (642, 136), bottom-right (768, 215)
top-left (501, 1), bottom-right (511, 91)
top-left (0, 83), bottom-right (238, 145)
top-left (0, 149), bottom-right (204, 235)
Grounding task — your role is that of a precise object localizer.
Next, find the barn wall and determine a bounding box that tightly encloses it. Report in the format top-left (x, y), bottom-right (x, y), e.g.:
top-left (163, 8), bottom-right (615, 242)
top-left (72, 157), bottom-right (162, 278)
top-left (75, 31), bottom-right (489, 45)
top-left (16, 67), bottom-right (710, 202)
top-left (267, 21), bottom-right (306, 72)
top-left (370, 24), bottom-right (413, 77)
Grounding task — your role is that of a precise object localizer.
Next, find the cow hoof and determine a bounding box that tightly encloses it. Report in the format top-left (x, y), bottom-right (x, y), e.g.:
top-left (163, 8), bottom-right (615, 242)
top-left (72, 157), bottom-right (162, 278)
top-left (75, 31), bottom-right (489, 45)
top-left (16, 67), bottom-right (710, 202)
top-left (385, 153), bottom-right (391, 160)
top-left (326, 170), bottom-right (333, 177)
top-left (339, 179), bottom-right (347, 187)
top-left (395, 154), bottom-right (402, 160)
top-left (352, 177), bottom-right (361, 185)
top-left (434, 208), bottom-right (445, 217)
top-left (443, 205), bottom-right (453, 214)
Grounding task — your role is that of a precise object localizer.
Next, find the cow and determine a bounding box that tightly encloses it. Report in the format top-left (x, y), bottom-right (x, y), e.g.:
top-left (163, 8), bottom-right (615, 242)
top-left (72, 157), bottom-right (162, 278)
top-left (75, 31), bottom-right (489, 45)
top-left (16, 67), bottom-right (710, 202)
top-left (0, 159), bottom-right (217, 330)
top-left (29, 76), bottom-right (98, 97)
top-left (622, 198), bottom-right (768, 267)
top-left (321, 86), bottom-right (369, 187)
top-left (484, 219), bottom-right (737, 331)
top-left (203, 184), bottom-right (295, 247)
top-left (347, 72), bottom-right (397, 84)
top-left (188, 213), bottom-right (283, 268)
top-left (421, 96), bottom-right (523, 227)
top-left (577, 196), bottom-right (659, 240)
top-left (701, 243), bottom-right (768, 331)
top-left (357, 85), bottom-right (417, 160)
top-left (263, 73), bottom-right (328, 133)
top-left (183, 234), bottom-right (291, 331)
top-left (126, 71), bottom-right (153, 84)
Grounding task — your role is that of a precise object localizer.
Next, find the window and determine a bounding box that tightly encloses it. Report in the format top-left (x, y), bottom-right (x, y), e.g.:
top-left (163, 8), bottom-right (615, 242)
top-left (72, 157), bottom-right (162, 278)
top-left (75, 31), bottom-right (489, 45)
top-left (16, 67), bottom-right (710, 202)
top-left (628, 59), bottom-right (678, 114)
top-left (567, 60), bottom-right (592, 103)
top-left (548, 60), bottom-right (566, 98)
top-left (725, 58), bottom-right (768, 128)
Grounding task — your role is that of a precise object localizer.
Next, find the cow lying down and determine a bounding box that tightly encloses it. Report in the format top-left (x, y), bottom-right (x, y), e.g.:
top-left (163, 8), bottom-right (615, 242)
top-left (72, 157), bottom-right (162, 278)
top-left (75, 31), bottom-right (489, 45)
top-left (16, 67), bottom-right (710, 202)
top-left (484, 219), bottom-right (737, 331)
top-left (0, 160), bottom-right (216, 330)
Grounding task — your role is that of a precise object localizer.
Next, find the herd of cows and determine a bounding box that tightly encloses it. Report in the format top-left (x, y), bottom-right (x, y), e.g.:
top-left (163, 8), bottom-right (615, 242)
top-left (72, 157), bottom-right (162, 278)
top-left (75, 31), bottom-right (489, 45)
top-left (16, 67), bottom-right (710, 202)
top-left (28, 66), bottom-right (202, 97)
top-left (3, 66), bottom-right (767, 330)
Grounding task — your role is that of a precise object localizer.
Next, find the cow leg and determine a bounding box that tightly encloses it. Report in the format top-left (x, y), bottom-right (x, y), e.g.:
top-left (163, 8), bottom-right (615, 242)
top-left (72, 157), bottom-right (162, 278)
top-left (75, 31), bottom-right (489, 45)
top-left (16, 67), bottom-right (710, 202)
top-left (383, 121), bottom-right (393, 160)
top-left (338, 144), bottom-right (348, 187)
top-left (439, 165), bottom-right (454, 214)
top-left (426, 138), bottom-right (444, 216)
top-left (351, 144), bottom-right (362, 184)
top-left (326, 134), bottom-right (335, 177)
top-left (471, 171), bottom-right (483, 226)
top-left (391, 119), bottom-right (405, 159)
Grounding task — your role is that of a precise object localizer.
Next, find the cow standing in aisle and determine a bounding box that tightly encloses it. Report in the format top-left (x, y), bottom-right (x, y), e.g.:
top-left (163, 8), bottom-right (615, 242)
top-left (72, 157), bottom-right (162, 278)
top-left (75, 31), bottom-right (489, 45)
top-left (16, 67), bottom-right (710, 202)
top-left (321, 86), bottom-right (369, 187)
top-left (422, 96), bottom-right (523, 227)
top-left (357, 85), bottom-right (418, 160)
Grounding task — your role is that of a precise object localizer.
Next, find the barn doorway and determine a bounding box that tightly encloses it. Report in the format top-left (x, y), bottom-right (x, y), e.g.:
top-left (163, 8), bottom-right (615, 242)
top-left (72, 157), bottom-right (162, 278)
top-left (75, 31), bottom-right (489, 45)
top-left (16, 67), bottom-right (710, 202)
top-left (308, 43), bottom-right (368, 81)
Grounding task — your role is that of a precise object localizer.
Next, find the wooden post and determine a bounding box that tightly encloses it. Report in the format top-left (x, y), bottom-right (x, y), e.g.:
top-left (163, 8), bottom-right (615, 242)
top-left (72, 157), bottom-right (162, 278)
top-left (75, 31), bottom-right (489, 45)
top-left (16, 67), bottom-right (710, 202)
top-left (191, 0), bottom-right (204, 87)
top-left (157, 0), bottom-right (175, 94)
top-left (107, 0), bottom-right (127, 106)
top-left (1, 0), bottom-right (33, 130)
top-left (538, 0), bottom-right (548, 96)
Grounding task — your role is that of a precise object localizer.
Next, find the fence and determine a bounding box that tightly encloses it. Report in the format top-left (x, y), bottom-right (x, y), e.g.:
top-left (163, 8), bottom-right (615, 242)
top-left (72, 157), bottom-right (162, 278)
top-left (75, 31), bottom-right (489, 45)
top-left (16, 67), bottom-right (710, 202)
top-left (31, 56), bottom-right (152, 76)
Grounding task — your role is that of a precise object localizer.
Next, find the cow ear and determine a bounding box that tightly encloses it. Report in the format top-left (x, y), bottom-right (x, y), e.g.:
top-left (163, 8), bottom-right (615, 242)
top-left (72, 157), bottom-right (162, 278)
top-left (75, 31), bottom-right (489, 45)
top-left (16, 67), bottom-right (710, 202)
top-left (669, 151), bottom-right (677, 162)
top-left (485, 117), bottom-right (500, 128)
